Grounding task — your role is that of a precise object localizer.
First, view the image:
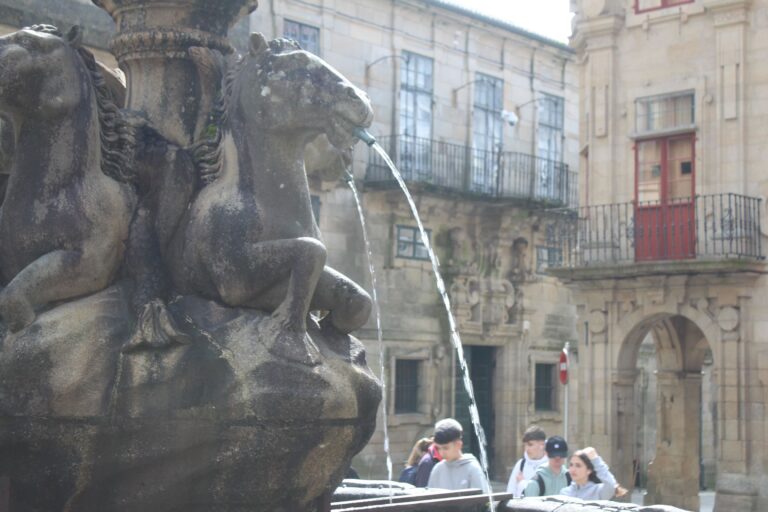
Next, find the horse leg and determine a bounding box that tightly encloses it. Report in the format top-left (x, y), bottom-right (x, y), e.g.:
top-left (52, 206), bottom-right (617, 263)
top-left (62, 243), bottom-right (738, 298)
top-left (0, 247), bottom-right (115, 332)
top-left (209, 237), bottom-right (326, 365)
top-left (311, 267), bottom-right (372, 334)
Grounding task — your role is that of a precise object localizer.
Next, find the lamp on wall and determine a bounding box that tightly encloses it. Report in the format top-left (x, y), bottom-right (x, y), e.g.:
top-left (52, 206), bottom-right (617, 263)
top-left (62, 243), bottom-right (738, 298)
top-left (451, 77), bottom-right (491, 107)
top-left (513, 96), bottom-right (557, 121)
top-left (364, 54), bottom-right (408, 86)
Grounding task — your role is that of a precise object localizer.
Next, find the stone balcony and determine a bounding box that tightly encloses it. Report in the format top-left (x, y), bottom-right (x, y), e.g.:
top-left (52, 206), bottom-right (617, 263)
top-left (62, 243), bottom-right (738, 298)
top-left (544, 193), bottom-right (764, 279)
top-left (365, 135), bottom-right (577, 207)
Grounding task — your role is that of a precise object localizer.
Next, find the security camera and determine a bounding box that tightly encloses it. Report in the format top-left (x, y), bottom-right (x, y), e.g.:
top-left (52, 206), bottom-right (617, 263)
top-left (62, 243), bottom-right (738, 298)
top-left (502, 110), bottom-right (518, 127)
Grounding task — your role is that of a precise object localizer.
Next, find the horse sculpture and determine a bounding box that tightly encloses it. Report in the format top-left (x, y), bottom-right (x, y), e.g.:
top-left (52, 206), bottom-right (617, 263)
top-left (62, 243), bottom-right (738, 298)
top-left (167, 33), bottom-right (374, 365)
top-left (0, 25), bottom-right (135, 332)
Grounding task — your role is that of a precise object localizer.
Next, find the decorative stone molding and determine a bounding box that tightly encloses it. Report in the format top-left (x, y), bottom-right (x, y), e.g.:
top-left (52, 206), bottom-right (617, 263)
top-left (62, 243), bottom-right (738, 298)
top-left (589, 309), bottom-right (607, 333)
top-left (717, 306), bottom-right (740, 332)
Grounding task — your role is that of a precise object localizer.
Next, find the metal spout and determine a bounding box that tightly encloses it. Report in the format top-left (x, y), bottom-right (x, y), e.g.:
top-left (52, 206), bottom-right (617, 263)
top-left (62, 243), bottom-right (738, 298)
top-left (353, 127), bottom-right (376, 147)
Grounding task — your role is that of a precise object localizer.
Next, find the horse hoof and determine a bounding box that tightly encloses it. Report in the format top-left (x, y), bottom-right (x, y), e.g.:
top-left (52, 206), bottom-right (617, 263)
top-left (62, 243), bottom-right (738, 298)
top-left (122, 300), bottom-right (191, 353)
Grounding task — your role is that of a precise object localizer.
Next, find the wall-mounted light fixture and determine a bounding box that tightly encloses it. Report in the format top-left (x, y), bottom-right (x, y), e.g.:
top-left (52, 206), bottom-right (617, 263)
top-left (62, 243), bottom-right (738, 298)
top-left (364, 54), bottom-right (408, 87)
top-left (451, 77), bottom-right (489, 107)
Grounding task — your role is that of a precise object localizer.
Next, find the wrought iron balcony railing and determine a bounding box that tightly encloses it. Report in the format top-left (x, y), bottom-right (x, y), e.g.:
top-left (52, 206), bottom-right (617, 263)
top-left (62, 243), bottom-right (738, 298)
top-left (365, 135), bottom-right (577, 207)
top-left (544, 193), bottom-right (763, 268)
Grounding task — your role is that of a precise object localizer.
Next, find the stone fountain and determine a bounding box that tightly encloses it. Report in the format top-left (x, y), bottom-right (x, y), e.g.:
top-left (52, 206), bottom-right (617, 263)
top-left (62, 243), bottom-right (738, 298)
top-left (0, 1), bottom-right (381, 510)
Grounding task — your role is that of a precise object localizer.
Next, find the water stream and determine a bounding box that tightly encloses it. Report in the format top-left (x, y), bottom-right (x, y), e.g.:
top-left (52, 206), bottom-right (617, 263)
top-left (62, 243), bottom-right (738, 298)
top-left (346, 173), bottom-right (394, 493)
top-left (367, 142), bottom-right (494, 508)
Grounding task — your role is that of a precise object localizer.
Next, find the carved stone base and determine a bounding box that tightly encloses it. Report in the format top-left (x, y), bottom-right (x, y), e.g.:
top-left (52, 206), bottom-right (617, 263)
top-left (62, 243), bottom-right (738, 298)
top-left (0, 284), bottom-right (380, 512)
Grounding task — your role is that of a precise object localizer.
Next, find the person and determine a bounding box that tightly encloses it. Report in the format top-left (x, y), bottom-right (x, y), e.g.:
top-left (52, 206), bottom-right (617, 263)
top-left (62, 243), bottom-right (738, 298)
top-left (399, 437), bottom-right (432, 485)
top-left (414, 442), bottom-right (442, 487)
top-left (561, 447), bottom-right (624, 500)
top-left (523, 436), bottom-right (571, 497)
top-left (427, 418), bottom-right (490, 493)
top-left (506, 426), bottom-right (548, 498)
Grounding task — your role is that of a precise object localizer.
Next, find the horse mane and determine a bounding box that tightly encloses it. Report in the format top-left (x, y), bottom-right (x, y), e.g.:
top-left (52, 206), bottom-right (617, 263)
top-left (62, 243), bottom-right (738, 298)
top-left (190, 37), bottom-right (303, 186)
top-left (25, 25), bottom-right (137, 184)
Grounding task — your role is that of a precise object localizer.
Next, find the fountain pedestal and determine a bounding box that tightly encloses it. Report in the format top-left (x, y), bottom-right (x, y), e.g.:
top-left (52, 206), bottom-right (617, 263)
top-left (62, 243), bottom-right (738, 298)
top-left (93, 0), bottom-right (258, 145)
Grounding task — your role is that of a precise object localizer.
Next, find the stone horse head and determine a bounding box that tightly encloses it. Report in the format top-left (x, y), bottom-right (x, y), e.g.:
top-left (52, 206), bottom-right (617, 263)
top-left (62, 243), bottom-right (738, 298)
top-left (232, 33), bottom-right (373, 150)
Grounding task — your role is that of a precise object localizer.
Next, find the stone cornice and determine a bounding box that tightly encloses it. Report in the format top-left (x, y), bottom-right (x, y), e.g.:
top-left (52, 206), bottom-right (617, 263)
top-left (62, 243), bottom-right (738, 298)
top-left (702, 0), bottom-right (751, 26)
top-left (571, 14), bottom-right (624, 54)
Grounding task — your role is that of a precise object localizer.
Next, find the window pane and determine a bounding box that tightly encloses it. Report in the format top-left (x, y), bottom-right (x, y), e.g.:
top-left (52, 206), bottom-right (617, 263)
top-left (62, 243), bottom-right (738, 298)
top-left (637, 140), bottom-right (663, 203)
top-left (667, 137), bottom-right (693, 200)
top-left (636, 92), bottom-right (694, 133)
top-left (283, 20), bottom-right (320, 55)
top-left (534, 363), bottom-right (556, 411)
top-left (395, 359), bottom-right (420, 413)
top-left (638, 0), bottom-right (662, 9)
top-left (396, 226), bottom-right (430, 260)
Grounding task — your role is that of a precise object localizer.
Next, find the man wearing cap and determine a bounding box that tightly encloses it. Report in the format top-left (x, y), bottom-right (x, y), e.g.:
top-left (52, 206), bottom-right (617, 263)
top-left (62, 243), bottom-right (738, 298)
top-left (523, 436), bottom-right (571, 497)
top-left (427, 418), bottom-right (490, 493)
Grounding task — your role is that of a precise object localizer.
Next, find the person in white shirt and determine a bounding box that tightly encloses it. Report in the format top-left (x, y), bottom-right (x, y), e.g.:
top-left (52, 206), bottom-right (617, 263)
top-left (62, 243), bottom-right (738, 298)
top-left (506, 425), bottom-right (548, 498)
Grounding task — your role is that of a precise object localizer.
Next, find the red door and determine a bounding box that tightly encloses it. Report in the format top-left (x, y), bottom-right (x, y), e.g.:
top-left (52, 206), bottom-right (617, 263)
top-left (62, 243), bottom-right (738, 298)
top-left (635, 135), bottom-right (695, 261)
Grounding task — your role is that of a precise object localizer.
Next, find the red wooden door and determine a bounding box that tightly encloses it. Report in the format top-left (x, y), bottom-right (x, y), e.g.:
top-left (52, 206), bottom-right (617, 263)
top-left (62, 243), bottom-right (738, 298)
top-left (635, 135), bottom-right (695, 261)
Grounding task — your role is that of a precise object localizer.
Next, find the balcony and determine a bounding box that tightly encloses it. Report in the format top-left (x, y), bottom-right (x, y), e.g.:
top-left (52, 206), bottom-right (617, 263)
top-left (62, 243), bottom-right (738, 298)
top-left (544, 193), bottom-right (764, 276)
top-left (365, 135), bottom-right (577, 207)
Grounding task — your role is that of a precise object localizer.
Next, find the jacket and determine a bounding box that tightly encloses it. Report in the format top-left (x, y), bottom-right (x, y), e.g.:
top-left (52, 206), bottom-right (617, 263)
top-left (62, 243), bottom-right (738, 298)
top-left (427, 454), bottom-right (490, 493)
top-left (560, 456), bottom-right (618, 500)
top-left (523, 461), bottom-right (570, 497)
top-left (506, 452), bottom-right (548, 498)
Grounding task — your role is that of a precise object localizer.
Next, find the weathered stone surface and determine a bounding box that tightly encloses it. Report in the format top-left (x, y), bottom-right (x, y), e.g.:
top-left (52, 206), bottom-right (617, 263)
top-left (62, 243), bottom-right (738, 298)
top-left (0, 284), bottom-right (380, 511)
top-left (504, 496), bottom-right (691, 512)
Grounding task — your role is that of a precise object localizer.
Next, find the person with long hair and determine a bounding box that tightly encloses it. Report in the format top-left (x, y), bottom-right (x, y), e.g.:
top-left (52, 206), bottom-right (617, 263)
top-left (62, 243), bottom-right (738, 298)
top-left (561, 447), bottom-right (623, 500)
top-left (399, 437), bottom-right (432, 484)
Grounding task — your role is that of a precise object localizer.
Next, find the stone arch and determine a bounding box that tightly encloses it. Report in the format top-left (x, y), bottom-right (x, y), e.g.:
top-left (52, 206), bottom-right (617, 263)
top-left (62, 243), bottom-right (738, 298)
top-left (613, 309), bottom-right (717, 511)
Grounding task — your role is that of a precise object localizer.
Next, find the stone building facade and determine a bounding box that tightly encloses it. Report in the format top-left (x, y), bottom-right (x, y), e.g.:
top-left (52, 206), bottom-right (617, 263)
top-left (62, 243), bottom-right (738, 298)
top-left (551, 0), bottom-right (768, 510)
top-left (249, 0), bottom-right (580, 480)
top-left (0, 0), bottom-right (579, 484)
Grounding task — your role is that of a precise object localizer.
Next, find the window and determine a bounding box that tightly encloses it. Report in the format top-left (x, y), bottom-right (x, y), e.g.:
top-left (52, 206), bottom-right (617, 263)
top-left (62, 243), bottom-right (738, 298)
top-left (635, 91), bottom-right (694, 134)
top-left (396, 225), bottom-right (430, 260)
top-left (534, 363), bottom-right (557, 411)
top-left (395, 359), bottom-right (420, 413)
top-left (310, 194), bottom-right (321, 224)
top-left (536, 246), bottom-right (563, 273)
top-left (536, 94), bottom-right (565, 200)
top-left (635, 0), bottom-right (694, 14)
top-left (472, 73), bottom-right (504, 194)
top-left (283, 19), bottom-right (320, 55)
top-left (399, 52), bottom-right (433, 180)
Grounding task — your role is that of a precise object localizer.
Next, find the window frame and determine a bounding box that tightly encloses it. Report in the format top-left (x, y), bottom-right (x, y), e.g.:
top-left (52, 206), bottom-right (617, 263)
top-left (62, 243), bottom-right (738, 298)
top-left (283, 18), bottom-right (320, 55)
top-left (395, 225), bottom-right (431, 261)
top-left (634, 0), bottom-right (694, 14)
top-left (394, 358), bottom-right (421, 414)
top-left (635, 91), bottom-right (695, 136)
top-left (534, 362), bottom-right (558, 412)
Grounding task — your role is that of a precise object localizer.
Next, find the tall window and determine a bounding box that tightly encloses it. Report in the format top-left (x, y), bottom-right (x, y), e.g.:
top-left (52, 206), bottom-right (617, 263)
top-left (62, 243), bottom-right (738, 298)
top-left (394, 359), bottom-right (421, 413)
top-left (534, 363), bottom-right (556, 411)
top-left (536, 94), bottom-right (564, 200)
top-left (399, 52), bottom-right (433, 180)
top-left (472, 73), bottom-right (504, 194)
top-left (396, 225), bottom-right (430, 260)
top-left (635, 91), bottom-right (694, 134)
top-left (283, 19), bottom-right (320, 55)
top-left (635, 0), bottom-right (694, 14)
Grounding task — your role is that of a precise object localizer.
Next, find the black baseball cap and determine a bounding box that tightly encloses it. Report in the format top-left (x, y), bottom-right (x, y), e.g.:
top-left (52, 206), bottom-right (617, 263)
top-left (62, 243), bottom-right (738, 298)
top-left (545, 436), bottom-right (568, 458)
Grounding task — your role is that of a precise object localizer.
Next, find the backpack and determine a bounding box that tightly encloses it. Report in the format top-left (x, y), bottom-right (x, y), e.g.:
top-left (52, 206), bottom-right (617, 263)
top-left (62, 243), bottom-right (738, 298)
top-left (529, 471), bottom-right (571, 496)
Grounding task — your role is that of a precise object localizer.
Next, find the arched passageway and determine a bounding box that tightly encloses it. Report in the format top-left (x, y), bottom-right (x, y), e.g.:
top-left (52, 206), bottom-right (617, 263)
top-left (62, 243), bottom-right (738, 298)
top-left (614, 314), bottom-right (714, 511)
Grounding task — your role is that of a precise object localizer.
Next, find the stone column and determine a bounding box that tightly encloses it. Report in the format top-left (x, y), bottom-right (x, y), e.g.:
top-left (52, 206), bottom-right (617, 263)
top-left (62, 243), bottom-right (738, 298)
top-left (94, 0), bottom-right (259, 146)
top-left (612, 369), bottom-right (638, 491)
top-left (645, 370), bottom-right (701, 511)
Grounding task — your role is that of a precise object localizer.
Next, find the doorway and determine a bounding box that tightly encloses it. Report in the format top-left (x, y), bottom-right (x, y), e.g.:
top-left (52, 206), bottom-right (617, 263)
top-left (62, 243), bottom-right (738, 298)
top-left (454, 346), bottom-right (496, 477)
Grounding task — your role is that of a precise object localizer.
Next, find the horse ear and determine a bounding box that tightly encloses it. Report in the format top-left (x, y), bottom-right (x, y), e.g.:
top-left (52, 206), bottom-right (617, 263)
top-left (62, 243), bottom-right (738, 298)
top-left (66, 26), bottom-right (83, 48)
top-left (249, 32), bottom-right (268, 57)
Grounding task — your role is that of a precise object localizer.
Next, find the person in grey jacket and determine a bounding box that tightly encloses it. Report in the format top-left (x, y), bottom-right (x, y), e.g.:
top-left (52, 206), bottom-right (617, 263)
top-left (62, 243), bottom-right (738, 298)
top-left (560, 447), bottom-right (619, 500)
top-left (427, 418), bottom-right (490, 493)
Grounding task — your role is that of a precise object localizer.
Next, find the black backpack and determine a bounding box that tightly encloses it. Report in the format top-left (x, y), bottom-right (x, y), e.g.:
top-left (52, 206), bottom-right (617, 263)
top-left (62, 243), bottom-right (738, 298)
top-left (529, 471), bottom-right (571, 496)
